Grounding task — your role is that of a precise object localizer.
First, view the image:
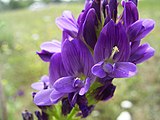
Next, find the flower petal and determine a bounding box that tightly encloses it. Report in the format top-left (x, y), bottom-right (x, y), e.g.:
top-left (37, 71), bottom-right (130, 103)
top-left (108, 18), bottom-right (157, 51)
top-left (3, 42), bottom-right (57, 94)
top-left (109, 0), bottom-right (117, 22)
top-left (36, 50), bottom-right (53, 62)
top-left (31, 82), bottom-right (44, 91)
top-left (109, 62), bottom-right (137, 78)
top-left (40, 40), bottom-right (61, 53)
top-left (94, 20), bottom-right (115, 63)
top-left (79, 78), bottom-right (91, 96)
top-left (50, 89), bottom-right (65, 104)
top-left (113, 22), bottom-right (130, 62)
top-left (56, 11), bottom-right (78, 38)
top-left (53, 76), bottom-right (78, 93)
top-left (41, 75), bottom-right (49, 82)
top-left (127, 19), bottom-right (155, 42)
top-left (123, 1), bottom-right (139, 28)
top-left (49, 53), bottom-right (67, 85)
top-left (128, 0), bottom-right (138, 6)
top-left (91, 61), bottom-right (106, 78)
top-left (129, 43), bottom-right (155, 64)
top-left (82, 8), bottom-right (98, 49)
top-left (34, 89), bottom-right (53, 106)
top-left (62, 39), bottom-right (94, 77)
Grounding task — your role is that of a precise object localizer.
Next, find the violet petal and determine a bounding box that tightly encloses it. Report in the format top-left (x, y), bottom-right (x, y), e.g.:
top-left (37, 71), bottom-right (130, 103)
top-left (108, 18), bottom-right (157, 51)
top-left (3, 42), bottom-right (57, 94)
top-left (129, 43), bottom-right (155, 64)
top-left (92, 61), bottom-right (106, 78)
top-left (53, 76), bottom-right (78, 93)
top-left (34, 89), bottom-right (53, 106)
top-left (127, 19), bottom-right (155, 42)
top-left (109, 62), bottom-right (137, 78)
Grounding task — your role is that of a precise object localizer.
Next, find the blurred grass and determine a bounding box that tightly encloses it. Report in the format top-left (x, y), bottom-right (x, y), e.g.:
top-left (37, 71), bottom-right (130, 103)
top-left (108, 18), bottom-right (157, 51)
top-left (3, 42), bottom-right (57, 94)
top-left (0, 1), bottom-right (160, 120)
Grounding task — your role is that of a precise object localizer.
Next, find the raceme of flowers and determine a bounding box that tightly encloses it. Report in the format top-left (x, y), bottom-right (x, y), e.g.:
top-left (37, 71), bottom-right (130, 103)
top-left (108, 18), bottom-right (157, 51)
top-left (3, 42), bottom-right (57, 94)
top-left (31, 0), bottom-right (155, 119)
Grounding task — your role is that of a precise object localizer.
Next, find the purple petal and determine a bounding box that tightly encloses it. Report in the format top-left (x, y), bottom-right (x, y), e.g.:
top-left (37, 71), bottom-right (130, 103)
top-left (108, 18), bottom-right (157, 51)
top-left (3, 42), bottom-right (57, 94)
top-left (50, 89), bottom-right (65, 104)
top-left (31, 82), bottom-right (44, 91)
top-left (123, 1), bottom-right (139, 28)
top-left (36, 50), bottom-right (53, 62)
top-left (109, 0), bottom-right (117, 22)
top-left (56, 11), bottom-right (78, 38)
top-left (103, 63), bottom-right (113, 73)
top-left (62, 39), bottom-right (94, 77)
top-left (127, 19), bottom-right (155, 42)
top-left (129, 0), bottom-right (138, 6)
top-left (41, 75), bottom-right (49, 82)
top-left (113, 22), bottom-right (130, 62)
top-left (129, 43), bottom-right (155, 64)
top-left (62, 11), bottom-right (77, 24)
top-left (94, 20), bottom-right (115, 63)
top-left (82, 8), bottom-right (98, 49)
top-left (53, 76), bottom-right (78, 93)
top-left (91, 61), bottom-right (106, 78)
top-left (94, 81), bottom-right (116, 101)
top-left (68, 92), bottom-right (78, 107)
top-left (79, 78), bottom-right (91, 96)
top-left (34, 89), bottom-right (53, 106)
top-left (91, 0), bottom-right (101, 21)
top-left (109, 62), bottom-right (137, 78)
top-left (131, 40), bottom-right (140, 54)
top-left (40, 40), bottom-right (61, 53)
top-left (104, 5), bottom-right (111, 25)
top-left (49, 53), bottom-right (67, 86)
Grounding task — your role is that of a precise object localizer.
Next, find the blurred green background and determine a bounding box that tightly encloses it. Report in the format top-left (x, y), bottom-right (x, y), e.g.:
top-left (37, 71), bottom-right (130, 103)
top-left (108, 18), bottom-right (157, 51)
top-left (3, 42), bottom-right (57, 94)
top-left (0, 0), bottom-right (160, 120)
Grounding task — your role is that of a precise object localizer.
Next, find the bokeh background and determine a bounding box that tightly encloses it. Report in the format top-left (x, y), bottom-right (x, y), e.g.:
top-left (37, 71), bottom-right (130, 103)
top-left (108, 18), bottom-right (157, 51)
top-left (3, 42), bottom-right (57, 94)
top-left (0, 0), bottom-right (160, 120)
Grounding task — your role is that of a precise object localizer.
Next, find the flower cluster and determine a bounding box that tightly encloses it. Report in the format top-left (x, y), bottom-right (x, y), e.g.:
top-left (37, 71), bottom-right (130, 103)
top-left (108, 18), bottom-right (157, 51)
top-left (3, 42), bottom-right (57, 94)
top-left (32, 0), bottom-right (155, 119)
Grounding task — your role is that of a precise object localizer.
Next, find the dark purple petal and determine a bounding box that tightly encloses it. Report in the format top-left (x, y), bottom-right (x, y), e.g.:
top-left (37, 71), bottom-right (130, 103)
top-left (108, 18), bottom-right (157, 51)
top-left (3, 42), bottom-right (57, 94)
top-left (113, 22), bottom-right (130, 62)
top-left (104, 5), bottom-right (111, 25)
top-left (94, 20), bottom-right (115, 63)
top-left (91, 61), bottom-right (106, 78)
top-left (53, 76), bottom-right (78, 93)
top-left (49, 53), bottom-right (67, 85)
top-left (91, 0), bottom-right (101, 21)
top-left (82, 8), bottom-right (98, 49)
top-left (34, 89), bottom-right (53, 106)
top-left (40, 41), bottom-right (61, 53)
top-left (129, 0), bottom-right (138, 6)
top-left (68, 92), bottom-right (78, 107)
top-left (123, 1), bottom-right (139, 28)
top-left (62, 98), bottom-right (73, 116)
top-left (77, 95), bottom-right (94, 118)
top-left (50, 89), bottom-right (65, 104)
top-left (109, 0), bottom-right (117, 22)
top-left (129, 43), bottom-right (155, 64)
top-left (79, 78), bottom-right (91, 96)
top-left (102, 0), bottom-right (108, 18)
top-left (131, 40), bottom-right (140, 54)
top-left (37, 50), bottom-right (53, 62)
top-left (94, 81), bottom-right (116, 101)
top-left (22, 110), bottom-right (34, 120)
top-left (62, 39), bottom-right (94, 77)
top-left (109, 62), bottom-right (137, 78)
top-left (127, 19), bottom-right (155, 42)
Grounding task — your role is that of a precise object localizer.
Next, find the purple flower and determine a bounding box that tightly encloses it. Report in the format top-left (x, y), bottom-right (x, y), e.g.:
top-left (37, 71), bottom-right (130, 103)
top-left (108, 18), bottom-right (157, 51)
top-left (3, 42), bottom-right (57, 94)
top-left (31, 75), bottom-right (49, 90)
top-left (37, 40), bottom-right (61, 62)
top-left (92, 20), bottom-right (137, 79)
top-left (56, 1), bottom-right (101, 49)
top-left (33, 53), bottom-right (66, 106)
top-left (53, 39), bottom-right (95, 106)
top-left (93, 80), bottom-right (116, 101)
